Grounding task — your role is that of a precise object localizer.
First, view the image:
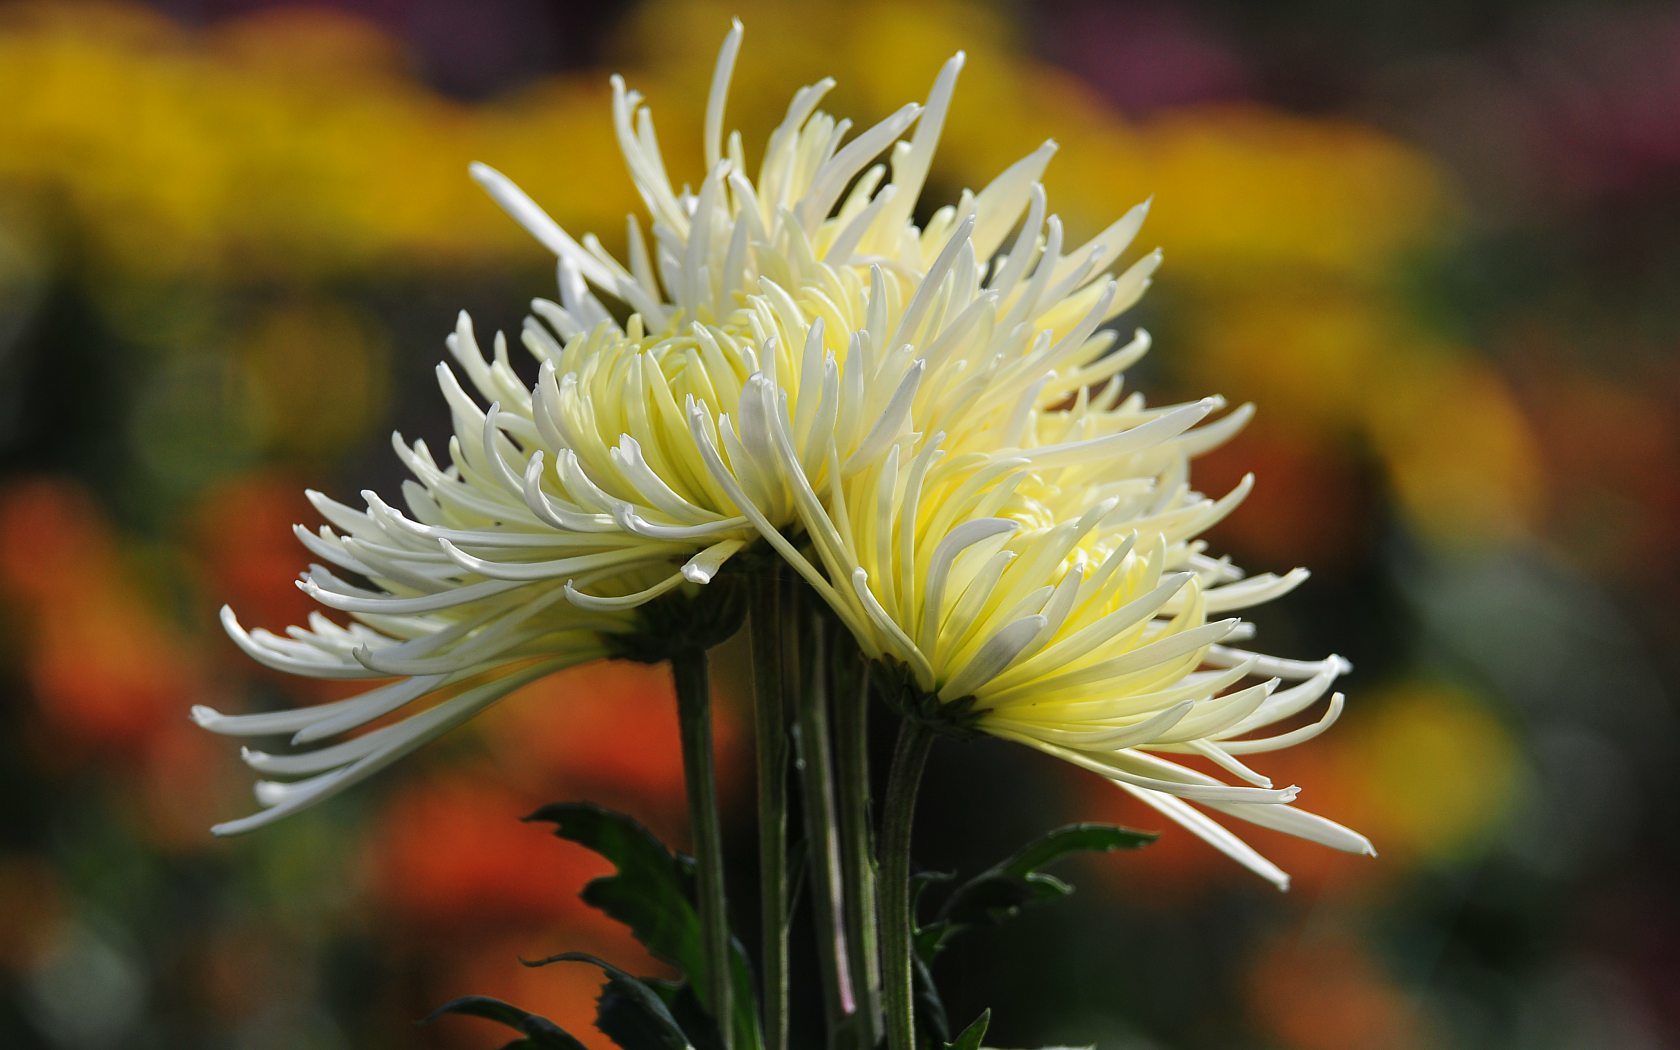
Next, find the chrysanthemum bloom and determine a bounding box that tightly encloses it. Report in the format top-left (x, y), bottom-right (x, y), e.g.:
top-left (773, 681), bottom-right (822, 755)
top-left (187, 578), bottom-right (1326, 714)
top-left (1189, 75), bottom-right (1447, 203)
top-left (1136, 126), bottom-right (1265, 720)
top-left (690, 390), bottom-right (1372, 888)
top-left (451, 19), bottom-right (1179, 588)
top-left (199, 23), bottom-right (1188, 831)
top-left (458, 23), bottom-right (1365, 883)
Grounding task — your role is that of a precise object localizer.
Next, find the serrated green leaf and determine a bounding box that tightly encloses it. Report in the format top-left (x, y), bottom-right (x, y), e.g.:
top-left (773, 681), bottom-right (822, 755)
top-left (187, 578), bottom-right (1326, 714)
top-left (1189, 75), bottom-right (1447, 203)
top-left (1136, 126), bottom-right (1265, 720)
top-left (524, 805), bottom-right (761, 1050)
top-left (946, 1009), bottom-right (991, 1050)
top-left (423, 995), bottom-right (588, 1049)
top-left (989, 824), bottom-right (1155, 882)
top-left (527, 803), bottom-right (701, 974)
top-left (919, 823), bottom-right (1156, 965)
top-left (598, 976), bottom-right (697, 1050)
top-left (525, 952), bottom-right (694, 1050)
top-left (939, 867), bottom-right (1077, 933)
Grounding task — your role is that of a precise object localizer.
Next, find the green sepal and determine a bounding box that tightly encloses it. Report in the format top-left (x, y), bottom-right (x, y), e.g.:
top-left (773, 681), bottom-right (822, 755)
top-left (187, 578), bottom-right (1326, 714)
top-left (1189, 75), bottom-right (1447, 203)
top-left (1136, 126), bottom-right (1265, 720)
top-left (869, 660), bottom-right (983, 736)
top-left (611, 586), bottom-right (747, 663)
top-left (422, 994), bottom-right (589, 1049)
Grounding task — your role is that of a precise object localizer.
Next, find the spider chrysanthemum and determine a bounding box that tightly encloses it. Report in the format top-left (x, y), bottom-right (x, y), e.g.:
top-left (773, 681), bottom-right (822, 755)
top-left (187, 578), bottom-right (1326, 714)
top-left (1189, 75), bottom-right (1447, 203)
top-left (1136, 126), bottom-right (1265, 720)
top-left (197, 22), bottom-right (1169, 832)
top-left (199, 23), bottom-right (1366, 887)
top-left (699, 413), bottom-right (1372, 889)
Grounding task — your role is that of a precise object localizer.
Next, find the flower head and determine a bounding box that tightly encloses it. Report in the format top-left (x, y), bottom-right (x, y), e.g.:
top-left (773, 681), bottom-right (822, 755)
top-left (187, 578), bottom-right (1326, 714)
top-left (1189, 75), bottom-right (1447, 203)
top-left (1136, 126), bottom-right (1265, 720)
top-left (200, 22), bottom-right (1160, 832)
top-left (446, 19), bottom-right (1169, 594)
top-left (201, 21), bottom-right (1367, 885)
top-left (692, 380), bottom-right (1372, 889)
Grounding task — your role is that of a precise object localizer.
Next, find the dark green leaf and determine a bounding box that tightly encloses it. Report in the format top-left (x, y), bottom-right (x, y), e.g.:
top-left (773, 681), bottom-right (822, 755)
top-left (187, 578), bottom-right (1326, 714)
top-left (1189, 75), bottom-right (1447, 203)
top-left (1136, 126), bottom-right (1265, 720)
top-left (723, 944), bottom-right (763, 1050)
top-left (527, 803), bottom-right (701, 974)
top-left (912, 868), bottom-right (955, 899)
top-left (525, 952), bottom-right (692, 1050)
top-left (913, 951), bottom-right (951, 1045)
top-left (987, 824), bottom-right (1156, 883)
top-left (650, 980), bottom-right (726, 1050)
top-left (598, 977), bottom-right (697, 1050)
top-left (940, 867), bottom-right (1075, 925)
top-left (920, 824), bottom-right (1155, 964)
top-left (526, 803), bottom-right (762, 1050)
top-left (423, 995), bottom-right (588, 1049)
top-left (946, 1009), bottom-right (991, 1050)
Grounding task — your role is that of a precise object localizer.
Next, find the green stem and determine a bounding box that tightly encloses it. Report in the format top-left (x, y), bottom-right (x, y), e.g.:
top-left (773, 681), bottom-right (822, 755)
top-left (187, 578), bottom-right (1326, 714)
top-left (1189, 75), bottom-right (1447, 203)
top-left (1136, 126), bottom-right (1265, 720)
top-left (834, 655), bottom-right (882, 1046)
top-left (880, 719), bottom-right (935, 1050)
top-left (672, 647), bottom-right (733, 1049)
top-left (749, 575), bottom-right (789, 1050)
top-left (793, 604), bottom-right (857, 1044)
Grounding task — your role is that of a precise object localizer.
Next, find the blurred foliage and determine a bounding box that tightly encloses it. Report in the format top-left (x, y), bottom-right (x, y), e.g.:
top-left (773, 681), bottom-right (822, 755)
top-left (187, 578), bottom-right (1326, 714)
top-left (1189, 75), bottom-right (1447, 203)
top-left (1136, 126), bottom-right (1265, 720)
top-left (0, 0), bottom-right (1676, 1048)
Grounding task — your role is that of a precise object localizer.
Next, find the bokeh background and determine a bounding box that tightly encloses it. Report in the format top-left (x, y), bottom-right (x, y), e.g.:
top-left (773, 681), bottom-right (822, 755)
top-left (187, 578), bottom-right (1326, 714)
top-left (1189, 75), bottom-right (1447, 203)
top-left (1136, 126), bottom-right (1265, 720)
top-left (2, 0), bottom-right (1677, 1047)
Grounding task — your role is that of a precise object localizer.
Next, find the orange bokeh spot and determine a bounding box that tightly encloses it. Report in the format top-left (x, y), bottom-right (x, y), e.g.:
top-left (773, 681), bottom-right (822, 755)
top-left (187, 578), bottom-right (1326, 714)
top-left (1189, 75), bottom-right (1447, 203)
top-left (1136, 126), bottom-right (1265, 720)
top-left (1196, 422), bottom-right (1372, 571)
top-left (1245, 931), bottom-right (1436, 1050)
top-left (0, 479), bottom-right (198, 754)
top-left (483, 658), bottom-right (748, 833)
top-left (191, 471), bottom-right (321, 633)
top-left (369, 774), bottom-right (619, 934)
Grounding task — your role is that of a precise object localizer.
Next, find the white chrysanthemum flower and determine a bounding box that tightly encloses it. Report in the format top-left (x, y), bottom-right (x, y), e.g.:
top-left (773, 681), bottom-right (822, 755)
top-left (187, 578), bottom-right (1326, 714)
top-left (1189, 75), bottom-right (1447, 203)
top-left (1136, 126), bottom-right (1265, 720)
top-left (197, 22), bottom-right (1252, 840)
top-left (685, 384), bottom-right (1371, 888)
top-left (433, 19), bottom-right (1181, 597)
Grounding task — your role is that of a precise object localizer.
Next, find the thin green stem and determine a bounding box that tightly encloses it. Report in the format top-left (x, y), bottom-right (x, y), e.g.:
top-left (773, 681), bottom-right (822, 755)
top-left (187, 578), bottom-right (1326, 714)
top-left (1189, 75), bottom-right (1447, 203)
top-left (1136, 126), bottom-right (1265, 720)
top-left (834, 655), bottom-right (881, 1046)
top-left (793, 605), bottom-right (857, 1045)
top-left (672, 647), bottom-right (733, 1049)
top-left (880, 719), bottom-right (935, 1050)
top-left (749, 575), bottom-right (789, 1050)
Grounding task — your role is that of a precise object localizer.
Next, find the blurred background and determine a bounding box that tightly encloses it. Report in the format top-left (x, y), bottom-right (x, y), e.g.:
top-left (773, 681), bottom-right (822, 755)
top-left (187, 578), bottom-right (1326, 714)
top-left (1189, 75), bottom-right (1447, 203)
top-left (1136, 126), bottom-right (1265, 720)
top-left (1, 0), bottom-right (1676, 1046)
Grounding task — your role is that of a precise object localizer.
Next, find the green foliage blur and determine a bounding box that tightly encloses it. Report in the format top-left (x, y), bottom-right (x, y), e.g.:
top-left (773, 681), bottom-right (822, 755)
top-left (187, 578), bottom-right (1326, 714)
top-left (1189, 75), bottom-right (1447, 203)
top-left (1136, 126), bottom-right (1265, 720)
top-left (1, 1), bottom-right (1675, 1047)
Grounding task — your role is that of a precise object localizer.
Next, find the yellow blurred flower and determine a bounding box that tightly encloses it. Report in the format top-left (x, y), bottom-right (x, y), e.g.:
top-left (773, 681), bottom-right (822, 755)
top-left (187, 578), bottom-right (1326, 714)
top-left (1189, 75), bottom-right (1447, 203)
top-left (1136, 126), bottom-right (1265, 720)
top-left (0, 2), bottom-right (628, 281)
top-left (1368, 356), bottom-right (1545, 545)
top-left (4, 0), bottom-right (1524, 556)
top-left (1340, 682), bottom-right (1521, 862)
top-left (0, 0), bottom-right (1446, 288)
top-left (230, 302), bottom-right (391, 460)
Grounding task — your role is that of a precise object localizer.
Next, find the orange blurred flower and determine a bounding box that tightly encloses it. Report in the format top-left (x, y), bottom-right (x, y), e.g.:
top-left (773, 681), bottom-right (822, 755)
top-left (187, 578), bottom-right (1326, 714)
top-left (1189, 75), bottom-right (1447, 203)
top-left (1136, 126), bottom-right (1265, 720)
top-left (0, 479), bottom-right (195, 754)
top-left (192, 472), bottom-right (322, 635)
top-left (368, 775), bottom-right (622, 934)
top-left (0, 478), bottom-right (238, 844)
top-left (1245, 930), bottom-right (1438, 1050)
top-left (483, 658), bottom-right (748, 837)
